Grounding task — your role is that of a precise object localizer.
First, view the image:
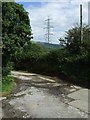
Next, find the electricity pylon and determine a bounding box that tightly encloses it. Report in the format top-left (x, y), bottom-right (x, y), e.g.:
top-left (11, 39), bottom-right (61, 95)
top-left (44, 16), bottom-right (53, 43)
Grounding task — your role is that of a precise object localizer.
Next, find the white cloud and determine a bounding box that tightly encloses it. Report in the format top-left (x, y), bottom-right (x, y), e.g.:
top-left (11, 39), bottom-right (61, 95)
top-left (16, 0), bottom-right (90, 3)
top-left (22, 1), bottom-right (88, 44)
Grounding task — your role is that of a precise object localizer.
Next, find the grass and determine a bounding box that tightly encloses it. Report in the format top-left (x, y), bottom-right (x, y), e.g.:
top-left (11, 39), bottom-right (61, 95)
top-left (0, 76), bottom-right (14, 96)
top-left (0, 81), bottom-right (2, 93)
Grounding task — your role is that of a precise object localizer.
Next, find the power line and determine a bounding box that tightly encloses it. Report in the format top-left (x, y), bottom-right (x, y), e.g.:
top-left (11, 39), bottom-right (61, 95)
top-left (44, 16), bottom-right (53, 43)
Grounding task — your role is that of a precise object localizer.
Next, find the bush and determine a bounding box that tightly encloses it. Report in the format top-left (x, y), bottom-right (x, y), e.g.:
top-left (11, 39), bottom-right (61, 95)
top-left (2, 2), bottom-right (32, 93)
top-left (13, 42), bottom-right (47, 70)
top-left (13, 42), bottom-right (89, 87)
top-left (2, 75), bottom-right (13, 84)
top-left (2, 62), bottom-right (13, 77)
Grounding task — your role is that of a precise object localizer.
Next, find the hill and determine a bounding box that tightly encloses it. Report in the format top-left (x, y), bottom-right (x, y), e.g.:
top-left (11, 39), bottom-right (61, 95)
top-left (36, 41), bottom-right (63, 48)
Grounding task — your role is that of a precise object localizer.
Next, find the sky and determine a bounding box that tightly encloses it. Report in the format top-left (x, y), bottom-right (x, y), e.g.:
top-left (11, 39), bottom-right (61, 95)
top-left (16, 0), bottom-right (89, 44)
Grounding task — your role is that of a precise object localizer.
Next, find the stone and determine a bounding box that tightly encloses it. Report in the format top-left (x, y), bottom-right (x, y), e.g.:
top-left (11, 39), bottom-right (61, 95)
top-left (69, 89), bottom-right (76, 92)
top-left (0, 97), bottom-right (6, 101)
top-left (39, 76), bottom-right (55, 83)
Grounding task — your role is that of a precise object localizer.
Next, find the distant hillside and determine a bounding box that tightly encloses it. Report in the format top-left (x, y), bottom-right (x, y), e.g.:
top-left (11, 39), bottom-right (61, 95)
top-left (36, 42), bottom-right (63, 48)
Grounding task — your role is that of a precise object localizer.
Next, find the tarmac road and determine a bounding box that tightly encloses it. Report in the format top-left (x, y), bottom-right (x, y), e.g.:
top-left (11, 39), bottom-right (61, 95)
top-left (1, 71), bottom-right (89, 118)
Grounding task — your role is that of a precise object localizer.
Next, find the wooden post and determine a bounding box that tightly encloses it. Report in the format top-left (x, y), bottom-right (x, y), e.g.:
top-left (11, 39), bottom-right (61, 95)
top-left (80, 4), bottom-right (83, 44)
top-left (88, 1), bottom-right (90, 26)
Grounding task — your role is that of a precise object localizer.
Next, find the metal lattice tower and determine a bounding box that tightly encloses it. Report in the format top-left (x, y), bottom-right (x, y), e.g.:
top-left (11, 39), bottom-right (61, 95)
top-left (44, 16), bottom-right (53, 43)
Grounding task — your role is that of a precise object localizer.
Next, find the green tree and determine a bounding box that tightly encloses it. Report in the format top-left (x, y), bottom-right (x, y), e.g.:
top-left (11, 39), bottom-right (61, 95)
top-left (65, 24), bottom-right (90, 53)
top-left (58, 38), bottom-right (66, 46)
top-left (2, 2), bottom-right (32, 77)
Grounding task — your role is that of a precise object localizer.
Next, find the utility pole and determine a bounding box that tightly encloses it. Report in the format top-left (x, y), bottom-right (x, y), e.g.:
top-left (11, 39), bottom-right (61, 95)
top-left (88, 1), bottom-right (90, 26)
top-left (44, 16), bottom-right (53, 43)
top-left (88, 2), bottom-right (90, 42)
top-left (80, 4), bottom-right (83, 44)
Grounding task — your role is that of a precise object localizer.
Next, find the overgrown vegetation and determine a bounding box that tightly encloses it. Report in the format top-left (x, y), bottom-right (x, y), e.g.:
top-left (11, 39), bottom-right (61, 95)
top-left (14, 25), bottom-right (90, 87)
top-left (2, 2), bottom-right (32, 93)
top-left (2, 2), bottom-right (90, 95)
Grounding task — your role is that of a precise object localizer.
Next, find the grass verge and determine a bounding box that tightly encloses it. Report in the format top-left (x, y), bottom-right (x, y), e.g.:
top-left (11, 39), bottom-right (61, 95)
top-left (0, 76), bottom-right (14, 96)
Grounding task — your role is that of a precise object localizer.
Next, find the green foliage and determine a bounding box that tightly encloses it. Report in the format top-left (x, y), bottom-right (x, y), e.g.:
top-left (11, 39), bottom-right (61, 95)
top-left (0, 75), bottom-right (13, 94)
top-left (13, 42), bottom-right (47, 71)
top-left (65, 24), bottom-right (90, 54)
top-left (58, 38), bottom-right (65, 46)
top-left (2, 3), bottom-right (89, 88)
top-left (14, 42), bottom-right (47, 60)
top-left (2, 76), bottom-right (13, 93)
top-left (24, 42), bottom-right (47, 59)
top-left (2, 2), bottom-right (32, 89)
top-left (2, 2), bottom-right (32, 62)
top-left (2, 62), bottom-right (13, 77)
top-left (2, 75), bottom-right (13, 84)
top-left (14, 43), bottom-right (89, 87)
top-left (2, 3), bottom-right (32, 37)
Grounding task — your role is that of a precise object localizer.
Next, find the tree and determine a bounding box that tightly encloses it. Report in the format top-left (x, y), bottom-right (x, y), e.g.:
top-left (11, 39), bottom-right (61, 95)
top-left (65, 24), bottom-right (90, 53)
top-left (2, 2), bottom-right (32, 77)
top-left (58, 38), bottom-right (65, 46)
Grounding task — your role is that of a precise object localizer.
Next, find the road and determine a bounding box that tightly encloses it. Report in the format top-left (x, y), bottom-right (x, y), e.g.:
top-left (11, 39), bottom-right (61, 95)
top-left (0, 71), bottom-right (89, 118)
